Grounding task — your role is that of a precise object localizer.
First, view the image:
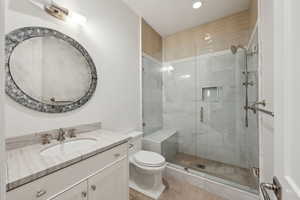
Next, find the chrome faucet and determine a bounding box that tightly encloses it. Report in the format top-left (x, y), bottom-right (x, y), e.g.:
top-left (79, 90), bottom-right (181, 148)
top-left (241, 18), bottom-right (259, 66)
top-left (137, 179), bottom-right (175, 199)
top-left (57, 128), bottom-right (66, 142)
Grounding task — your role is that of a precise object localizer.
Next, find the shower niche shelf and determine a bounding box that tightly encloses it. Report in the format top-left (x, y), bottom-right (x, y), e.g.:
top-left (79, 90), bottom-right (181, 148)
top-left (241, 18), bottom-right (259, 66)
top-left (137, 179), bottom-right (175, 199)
top-left (202, 86), bottom-right (222, 102)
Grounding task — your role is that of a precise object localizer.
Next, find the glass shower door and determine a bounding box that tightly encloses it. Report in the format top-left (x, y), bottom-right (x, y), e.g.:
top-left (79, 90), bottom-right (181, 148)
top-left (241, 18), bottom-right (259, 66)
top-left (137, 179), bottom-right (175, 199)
top-left (193, 44), bottom-right (259, 191)
top-left (194, 50), bottom-right (247, 181)
top-left (162, 36), bottom-right (259, 194)
top-left (162, 56), bottom-right (198, 163)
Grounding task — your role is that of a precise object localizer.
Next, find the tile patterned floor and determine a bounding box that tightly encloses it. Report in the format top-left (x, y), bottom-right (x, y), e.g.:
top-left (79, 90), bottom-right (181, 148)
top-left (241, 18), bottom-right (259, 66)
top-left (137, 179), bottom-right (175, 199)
top-left (129, 176), bottom-right (225, 200)
top-left (169, 153), bottom-right (258, 190)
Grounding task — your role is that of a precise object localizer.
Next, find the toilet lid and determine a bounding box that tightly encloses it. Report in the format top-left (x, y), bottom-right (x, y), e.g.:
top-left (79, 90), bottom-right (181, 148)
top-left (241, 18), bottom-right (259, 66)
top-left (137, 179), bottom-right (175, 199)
top-left (134, 151), bottom-right (165, 167)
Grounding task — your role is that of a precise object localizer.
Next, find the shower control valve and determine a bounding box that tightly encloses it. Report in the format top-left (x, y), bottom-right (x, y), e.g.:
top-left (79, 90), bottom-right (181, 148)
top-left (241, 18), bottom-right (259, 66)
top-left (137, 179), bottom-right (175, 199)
top-left (243, 81), bottom-right (254, 86)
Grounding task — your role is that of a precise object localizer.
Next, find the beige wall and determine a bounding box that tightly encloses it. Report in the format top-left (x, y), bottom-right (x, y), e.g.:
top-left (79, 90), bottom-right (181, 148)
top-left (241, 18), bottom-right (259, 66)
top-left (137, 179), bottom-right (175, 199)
top-left (163, 10), bottom-right (251, 62)
top-left (142, 19), bottom-right (163, 61)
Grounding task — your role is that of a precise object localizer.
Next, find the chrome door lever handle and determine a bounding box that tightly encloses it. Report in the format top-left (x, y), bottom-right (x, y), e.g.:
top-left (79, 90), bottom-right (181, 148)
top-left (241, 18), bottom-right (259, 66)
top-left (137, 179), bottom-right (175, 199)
top-left (260, 177), bottom-right (281, 200)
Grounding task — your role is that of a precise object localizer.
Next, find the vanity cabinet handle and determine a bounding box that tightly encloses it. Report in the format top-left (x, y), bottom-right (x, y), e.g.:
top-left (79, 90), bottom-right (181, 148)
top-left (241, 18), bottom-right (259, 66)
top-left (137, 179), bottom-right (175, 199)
top-left (81, 191), bottom-right (87, 198)
top-left (91, 185), bottom-right (97, 191)
top-left (36, 189), bottom-right (47, 198)
top-left (114, 153), bottom-right (121, 158)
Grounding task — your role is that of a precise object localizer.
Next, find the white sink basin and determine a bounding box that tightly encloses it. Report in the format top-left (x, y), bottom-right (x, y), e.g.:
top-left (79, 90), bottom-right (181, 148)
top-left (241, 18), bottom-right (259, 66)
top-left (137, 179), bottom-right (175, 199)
top-left (40, 138), bottom-right (97, 156)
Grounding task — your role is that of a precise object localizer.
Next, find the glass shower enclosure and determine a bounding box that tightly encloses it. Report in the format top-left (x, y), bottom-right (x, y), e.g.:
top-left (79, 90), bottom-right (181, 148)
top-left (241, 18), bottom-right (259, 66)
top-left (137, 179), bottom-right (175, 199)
top-left (161, 32), bottom-right (259, 193)
top-left (141, 22), bottom-right (260, 193)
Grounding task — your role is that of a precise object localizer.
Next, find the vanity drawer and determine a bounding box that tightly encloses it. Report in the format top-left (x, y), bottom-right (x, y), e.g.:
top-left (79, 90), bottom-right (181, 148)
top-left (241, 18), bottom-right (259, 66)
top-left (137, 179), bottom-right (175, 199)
top-left (7, 143), bottom-right (128, 200)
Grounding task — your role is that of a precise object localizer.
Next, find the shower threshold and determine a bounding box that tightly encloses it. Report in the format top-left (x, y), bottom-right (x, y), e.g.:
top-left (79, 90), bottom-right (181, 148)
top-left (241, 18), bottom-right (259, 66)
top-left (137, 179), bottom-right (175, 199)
top-left (168, 153), bottom-right (259, 193)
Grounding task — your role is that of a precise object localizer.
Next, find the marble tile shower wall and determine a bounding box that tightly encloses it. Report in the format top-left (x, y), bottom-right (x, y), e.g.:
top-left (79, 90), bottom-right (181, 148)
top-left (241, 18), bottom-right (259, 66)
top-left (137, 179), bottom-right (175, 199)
top-left (163, 50), bottom-right (257, 168)
top-left (142, 55), bottom-right (163, 136)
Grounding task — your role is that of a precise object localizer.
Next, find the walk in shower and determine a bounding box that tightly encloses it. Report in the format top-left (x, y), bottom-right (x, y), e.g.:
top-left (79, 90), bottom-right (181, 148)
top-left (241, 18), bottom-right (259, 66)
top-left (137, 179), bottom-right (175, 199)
top-left (141, 14), bottom-right (260, 195)
top-left (162, 33), bottom-right (259, 194)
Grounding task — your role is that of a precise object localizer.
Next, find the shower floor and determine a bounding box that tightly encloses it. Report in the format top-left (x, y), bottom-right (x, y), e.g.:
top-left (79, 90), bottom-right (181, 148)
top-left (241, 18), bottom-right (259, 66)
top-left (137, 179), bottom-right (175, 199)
top-left (169, 153), bottom-right (258, 191)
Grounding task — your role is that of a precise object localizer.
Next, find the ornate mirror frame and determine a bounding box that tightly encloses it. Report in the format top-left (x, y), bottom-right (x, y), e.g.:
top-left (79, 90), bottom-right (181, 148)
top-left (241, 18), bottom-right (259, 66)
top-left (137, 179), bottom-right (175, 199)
top-left (5, 27), bottom-right (97, 113)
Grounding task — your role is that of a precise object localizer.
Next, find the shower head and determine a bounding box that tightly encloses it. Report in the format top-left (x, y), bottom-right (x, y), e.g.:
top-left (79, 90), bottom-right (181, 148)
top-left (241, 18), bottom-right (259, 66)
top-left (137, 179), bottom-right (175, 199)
top-left (230, 45), bottom-right (246, 54)
top-left (230, 45), bottom-right (238, 54)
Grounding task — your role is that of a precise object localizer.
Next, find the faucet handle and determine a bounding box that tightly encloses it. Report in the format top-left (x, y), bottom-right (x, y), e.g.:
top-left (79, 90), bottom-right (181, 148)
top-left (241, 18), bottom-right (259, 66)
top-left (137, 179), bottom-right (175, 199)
top-left (68, 128), bottom-right (77, 138)
top-left (41, 134), bottom-right (52, 145)
top-left (58, 128), bottom-right (65, 134)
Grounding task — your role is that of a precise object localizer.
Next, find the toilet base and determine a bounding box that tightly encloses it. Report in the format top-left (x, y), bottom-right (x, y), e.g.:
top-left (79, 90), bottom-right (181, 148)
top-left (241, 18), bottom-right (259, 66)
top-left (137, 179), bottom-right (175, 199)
top-left (129, 180), bottom-right (165, 200)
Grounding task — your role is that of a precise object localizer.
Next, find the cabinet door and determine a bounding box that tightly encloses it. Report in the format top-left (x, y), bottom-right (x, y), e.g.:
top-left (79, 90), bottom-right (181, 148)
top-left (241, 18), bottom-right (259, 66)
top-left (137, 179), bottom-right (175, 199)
top-left (50, 181), bottom-right (88, 200)
top-left (88, 158), bottom-right (128, 200)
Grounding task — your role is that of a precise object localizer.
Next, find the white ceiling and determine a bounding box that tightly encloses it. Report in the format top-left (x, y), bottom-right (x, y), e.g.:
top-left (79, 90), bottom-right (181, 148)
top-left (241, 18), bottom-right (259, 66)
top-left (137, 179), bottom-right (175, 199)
top-left (124, 0), bottom-right (250, 36)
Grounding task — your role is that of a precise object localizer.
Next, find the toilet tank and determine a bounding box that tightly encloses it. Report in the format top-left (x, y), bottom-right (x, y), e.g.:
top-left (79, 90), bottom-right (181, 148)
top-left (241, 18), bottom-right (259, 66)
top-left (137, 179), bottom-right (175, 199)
top-left (127, 131), bottom-right (143, 156)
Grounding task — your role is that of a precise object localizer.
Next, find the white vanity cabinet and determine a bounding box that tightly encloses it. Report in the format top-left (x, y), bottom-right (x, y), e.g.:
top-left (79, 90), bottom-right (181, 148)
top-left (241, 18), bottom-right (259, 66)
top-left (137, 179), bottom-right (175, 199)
top-left (7, 143), bottom-right (129, 200)
top-left (88, 158), bottom-right (128, 200)
top-left (50, 182), bottom-right (88, 200)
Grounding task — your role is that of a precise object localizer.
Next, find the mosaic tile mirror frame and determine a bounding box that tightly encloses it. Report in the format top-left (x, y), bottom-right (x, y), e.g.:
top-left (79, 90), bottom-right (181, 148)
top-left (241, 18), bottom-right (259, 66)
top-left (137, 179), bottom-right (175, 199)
top-left (5, 27), bottom-right (97, 113)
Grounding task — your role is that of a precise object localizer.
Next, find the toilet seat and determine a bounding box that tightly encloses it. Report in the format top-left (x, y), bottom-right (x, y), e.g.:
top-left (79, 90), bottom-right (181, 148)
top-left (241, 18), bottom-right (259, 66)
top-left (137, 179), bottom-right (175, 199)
top-left (133, 151), bottom-right (165, 167)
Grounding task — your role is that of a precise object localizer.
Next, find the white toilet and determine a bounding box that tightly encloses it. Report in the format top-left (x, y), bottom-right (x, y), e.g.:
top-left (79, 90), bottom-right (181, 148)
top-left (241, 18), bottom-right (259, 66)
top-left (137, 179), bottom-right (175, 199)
top-left (128, 132), bottom-right (166, 199)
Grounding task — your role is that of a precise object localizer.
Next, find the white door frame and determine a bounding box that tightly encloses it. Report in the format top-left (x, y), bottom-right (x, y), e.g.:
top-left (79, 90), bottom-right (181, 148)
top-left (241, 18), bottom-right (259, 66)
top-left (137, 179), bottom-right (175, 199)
top-left (257, 0), bottom-right (275, 187)
top-left (273, 0), bottom-right (300, 199)
top-left (0, 0), bottom-right (5, 199)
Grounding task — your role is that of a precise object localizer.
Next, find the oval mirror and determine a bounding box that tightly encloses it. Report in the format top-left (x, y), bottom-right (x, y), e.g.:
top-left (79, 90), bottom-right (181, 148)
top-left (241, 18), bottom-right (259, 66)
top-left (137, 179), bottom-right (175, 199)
top-left (5, 27), bottom-right (97, 113)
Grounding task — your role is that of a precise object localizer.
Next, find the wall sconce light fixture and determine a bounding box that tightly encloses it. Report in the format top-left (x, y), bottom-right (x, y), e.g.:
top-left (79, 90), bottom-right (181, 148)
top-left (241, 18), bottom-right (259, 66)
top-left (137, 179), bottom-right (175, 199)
top-left (29, 0), bottom-right (87, 25)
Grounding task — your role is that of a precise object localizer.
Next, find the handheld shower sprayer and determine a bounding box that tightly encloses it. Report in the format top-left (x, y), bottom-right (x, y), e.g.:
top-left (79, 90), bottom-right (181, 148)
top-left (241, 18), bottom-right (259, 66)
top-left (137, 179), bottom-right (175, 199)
top-left (230, 44), bottom-right (250, 127)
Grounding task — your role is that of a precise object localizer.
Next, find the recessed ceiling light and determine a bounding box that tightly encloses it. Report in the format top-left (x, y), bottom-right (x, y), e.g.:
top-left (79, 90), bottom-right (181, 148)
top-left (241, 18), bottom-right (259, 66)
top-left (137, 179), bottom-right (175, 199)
top-left (192, 0), bottom-right (202, 9)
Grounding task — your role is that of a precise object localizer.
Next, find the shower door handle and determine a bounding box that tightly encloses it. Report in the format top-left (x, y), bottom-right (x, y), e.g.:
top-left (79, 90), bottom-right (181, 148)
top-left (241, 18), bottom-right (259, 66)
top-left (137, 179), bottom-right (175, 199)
top-left (200, 107), bottom-right (204, 122)
top-left (260, 177), bottom-right (282, 200)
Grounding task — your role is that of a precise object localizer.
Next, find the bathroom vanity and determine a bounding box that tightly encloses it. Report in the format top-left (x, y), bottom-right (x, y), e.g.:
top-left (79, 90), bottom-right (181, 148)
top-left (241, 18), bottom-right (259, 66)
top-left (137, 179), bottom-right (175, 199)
top-left (6, 129), bottom-right (130, 200)
top-left (4, 26), bottom-right (130, 200)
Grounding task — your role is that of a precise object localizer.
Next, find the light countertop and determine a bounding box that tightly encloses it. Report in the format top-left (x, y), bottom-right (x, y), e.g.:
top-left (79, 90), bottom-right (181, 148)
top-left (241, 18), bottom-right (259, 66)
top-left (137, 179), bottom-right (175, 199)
top-left (6, 129), bottom-right (131, 191)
